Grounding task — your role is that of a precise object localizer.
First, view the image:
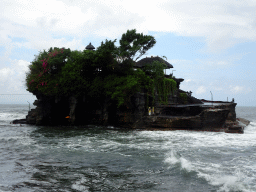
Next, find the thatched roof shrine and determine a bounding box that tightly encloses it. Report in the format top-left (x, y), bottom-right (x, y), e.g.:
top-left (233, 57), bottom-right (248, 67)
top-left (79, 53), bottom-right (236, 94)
top-left (86, 42), bottom-right (95, 50)
top-left (135, 56), bottom-right (173, 69)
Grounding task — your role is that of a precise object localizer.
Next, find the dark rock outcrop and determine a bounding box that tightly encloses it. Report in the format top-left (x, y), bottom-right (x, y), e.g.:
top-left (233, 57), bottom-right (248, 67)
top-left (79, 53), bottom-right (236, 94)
top-left (16, 88), bottom-right (245, 134)
top-left (200, 109), bottom-right (229, 128)
top-left (12, 119), bottom-right (27, 124)
top-left (131, 108), bottom-right (229, 130)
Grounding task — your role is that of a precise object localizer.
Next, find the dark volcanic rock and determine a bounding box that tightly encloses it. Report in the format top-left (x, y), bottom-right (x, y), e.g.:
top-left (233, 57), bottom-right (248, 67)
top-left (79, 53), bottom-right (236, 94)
top-left (12, 119), bottom-right (27, 124)
top-left (201, 109), bottom-right (229, 128)
top-left (22, 90), bottom-right (243, 134)
top-left (26, 109), bottom-right (37, 124)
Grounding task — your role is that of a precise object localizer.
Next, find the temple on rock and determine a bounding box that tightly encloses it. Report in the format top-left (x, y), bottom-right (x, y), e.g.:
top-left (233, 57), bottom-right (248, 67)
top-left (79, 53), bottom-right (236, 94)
top-left (20, 29), bottom-right (245, 133)
top-left (24, 47), bottom-right (242, 133)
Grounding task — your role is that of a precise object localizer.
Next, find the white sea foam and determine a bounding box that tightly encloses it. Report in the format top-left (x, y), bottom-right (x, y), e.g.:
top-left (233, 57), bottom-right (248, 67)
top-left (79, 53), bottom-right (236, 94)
top-left (71, 177), bottom-right (89, 191)
top-left (248, 121), bottom-right (256, 127)
top-left (0, 184), bottom-right (12, 192)
top-left (205, 172), bottom-right (251, 192)
top-left (164, 150), bottom-right (179, 165)
top-left (164, 149), bottom-right (193, 172)
top-left (0, 112), bottom-right (25, 121)
top-left (164, 150), bottom-right (253, 192)
top-left (180, 157), bottom-right (193, 172)
top-left (162, 133), bottom-right (256, 192)
top-left (141, 128), bottom-right (256, 192)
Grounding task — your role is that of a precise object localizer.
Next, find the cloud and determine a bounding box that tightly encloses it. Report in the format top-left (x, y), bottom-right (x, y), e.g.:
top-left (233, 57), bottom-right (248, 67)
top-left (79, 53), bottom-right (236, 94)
top-left (0, 68), bottom-right (14, 86)
top-left (157, 1), bottom-right (256, 51)
top-left (179, 78), bottom-right (206, 96)
top-left (230, 86), bottom-right (243, 93)
top-left (196, 86), bottom-right (207, 94)
top-left (0, 59), bottom-right (30, 93)
top-left (1, 0), bottom-right (256, 52)
top-left (205, 60), bottom-right (229, 66)
top-left (229, 85), bottom-right (252, 94)
top-left (185, 79), bottom-right (192, 83)
top-left (181, 77), bottom-right (253, 99)
top-left (0, 0), bottom-right (145, 39)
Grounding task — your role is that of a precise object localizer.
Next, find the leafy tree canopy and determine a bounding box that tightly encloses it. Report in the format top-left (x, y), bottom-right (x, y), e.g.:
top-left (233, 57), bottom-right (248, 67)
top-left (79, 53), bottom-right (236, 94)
top-left (26, 29), bottom-right (174, 107)
top-left (118, 29), bottom-right (156, 62)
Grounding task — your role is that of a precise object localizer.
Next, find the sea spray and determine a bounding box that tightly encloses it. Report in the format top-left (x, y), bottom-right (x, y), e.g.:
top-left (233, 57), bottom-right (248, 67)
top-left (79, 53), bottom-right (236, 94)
top-left (164, 149), bottom-right (193, 172)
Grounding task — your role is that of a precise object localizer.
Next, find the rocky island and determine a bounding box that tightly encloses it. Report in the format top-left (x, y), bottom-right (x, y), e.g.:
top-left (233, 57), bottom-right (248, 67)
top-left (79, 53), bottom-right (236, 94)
top-left (14, 29), bottom-right (249, 133)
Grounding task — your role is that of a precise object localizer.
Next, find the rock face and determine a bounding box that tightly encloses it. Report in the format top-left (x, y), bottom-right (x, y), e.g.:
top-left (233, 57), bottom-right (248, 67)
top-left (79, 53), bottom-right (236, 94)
top-left (201, 100), bottom-right (237, 121)
top-left (26, 95), bottom-right (70, 125)
top-left (12, 119), bottom-right (27, 124)
top-left (26, 109), bottom-right (37, 124)
top-left (201, 109), bottom-right (229, 128)
top-left (131, 108), bottom-right (229, 130)
top-left (22, 90), bottom-right (243, 134)
top-left (69, 95), bottom-right (77, 125)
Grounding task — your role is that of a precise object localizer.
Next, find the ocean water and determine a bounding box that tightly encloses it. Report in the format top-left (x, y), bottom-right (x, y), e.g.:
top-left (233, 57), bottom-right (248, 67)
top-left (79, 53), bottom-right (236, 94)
top-left (0, 104), bottom-right (255, 192)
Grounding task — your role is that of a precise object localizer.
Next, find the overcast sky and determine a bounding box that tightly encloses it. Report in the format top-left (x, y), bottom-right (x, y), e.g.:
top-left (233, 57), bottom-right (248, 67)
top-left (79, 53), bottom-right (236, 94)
top-left (0, 0), bottom-right (255, 106)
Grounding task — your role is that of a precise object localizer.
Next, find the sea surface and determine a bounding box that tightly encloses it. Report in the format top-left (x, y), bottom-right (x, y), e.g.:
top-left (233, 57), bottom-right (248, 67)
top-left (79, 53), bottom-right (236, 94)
top-left (0, 104), bottom-right (255, 192)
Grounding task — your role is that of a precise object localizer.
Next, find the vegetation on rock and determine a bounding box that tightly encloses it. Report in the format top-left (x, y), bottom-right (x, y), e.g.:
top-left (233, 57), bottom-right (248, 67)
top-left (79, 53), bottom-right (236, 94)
top-left (143, 61), bottom-right (176, 104)
top-left (26, 29), bottom-right (176, 107)
top-left (179, 93), bottom-right (188, 104)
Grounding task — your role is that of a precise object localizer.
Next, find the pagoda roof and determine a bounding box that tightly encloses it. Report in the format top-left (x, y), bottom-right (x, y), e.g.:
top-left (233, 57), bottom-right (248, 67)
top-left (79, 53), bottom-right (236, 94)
top-left (135, 56), bottom-right (173, 69)
top-left (86, 42), bottom-right (95, 50)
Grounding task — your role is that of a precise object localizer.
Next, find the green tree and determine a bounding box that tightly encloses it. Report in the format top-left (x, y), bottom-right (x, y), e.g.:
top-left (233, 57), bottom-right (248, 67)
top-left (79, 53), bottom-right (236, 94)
top-left (118, 29), bottom-right (156, 62)
top-left (94, 39), bottom-right (118, 76)
top-left (25, 29), bottom-right (157, 107)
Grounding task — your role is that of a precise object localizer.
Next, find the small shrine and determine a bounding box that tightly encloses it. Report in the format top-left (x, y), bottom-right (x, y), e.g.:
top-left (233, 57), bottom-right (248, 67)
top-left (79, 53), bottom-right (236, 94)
top-left (135, 56), bottom-right (173, 69)
top-left (85, 42), bottom-right (95, 50)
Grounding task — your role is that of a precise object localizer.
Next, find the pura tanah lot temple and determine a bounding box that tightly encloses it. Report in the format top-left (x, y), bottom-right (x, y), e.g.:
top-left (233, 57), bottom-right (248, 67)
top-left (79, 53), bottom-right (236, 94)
top-left (13, 43), bottom-right (248, 134)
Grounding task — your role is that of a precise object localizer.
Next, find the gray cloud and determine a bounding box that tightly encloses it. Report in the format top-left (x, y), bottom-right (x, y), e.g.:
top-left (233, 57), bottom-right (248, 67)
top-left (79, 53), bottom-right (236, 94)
top-left (2, 0), bottom-right (256, 51)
